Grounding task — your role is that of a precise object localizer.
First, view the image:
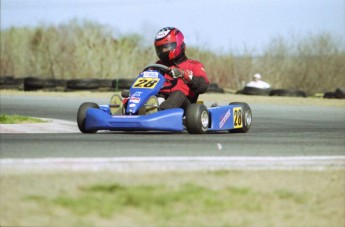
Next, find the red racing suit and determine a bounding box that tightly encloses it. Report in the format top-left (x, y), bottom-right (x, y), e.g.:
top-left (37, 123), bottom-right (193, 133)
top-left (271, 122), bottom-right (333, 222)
top-left (158, 59), bottom-right (209, 103)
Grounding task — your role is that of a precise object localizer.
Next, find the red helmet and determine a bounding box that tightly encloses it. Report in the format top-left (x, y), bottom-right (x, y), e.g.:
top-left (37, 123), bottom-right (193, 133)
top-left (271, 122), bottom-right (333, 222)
top-left (154, 27), bottom-right (185, 63)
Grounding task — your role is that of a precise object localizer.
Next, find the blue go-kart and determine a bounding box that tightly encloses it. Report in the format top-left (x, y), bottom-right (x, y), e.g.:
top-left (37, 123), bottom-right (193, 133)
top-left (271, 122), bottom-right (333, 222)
top-left (77, 64), bottom-right (252, 134)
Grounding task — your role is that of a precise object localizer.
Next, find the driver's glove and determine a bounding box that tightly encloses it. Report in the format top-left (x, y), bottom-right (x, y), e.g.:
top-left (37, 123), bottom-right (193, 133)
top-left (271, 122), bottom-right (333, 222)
top-left (168, 67), bottom-right (193, 83)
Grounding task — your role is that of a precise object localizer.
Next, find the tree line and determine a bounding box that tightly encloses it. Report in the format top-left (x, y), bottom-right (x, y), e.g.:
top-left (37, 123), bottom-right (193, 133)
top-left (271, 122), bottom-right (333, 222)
top-left (1, 20), bottom-right (344, 94)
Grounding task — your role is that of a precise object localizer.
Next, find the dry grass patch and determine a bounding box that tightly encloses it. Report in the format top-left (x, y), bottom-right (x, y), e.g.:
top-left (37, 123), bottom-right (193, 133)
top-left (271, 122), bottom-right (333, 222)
top-left (1, 169), bottom-right (344, 227)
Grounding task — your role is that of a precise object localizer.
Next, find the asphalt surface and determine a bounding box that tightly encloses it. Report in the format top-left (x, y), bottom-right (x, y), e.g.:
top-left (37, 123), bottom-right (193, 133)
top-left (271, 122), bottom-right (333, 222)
top-left (1, 93), bottom-right (345, 159)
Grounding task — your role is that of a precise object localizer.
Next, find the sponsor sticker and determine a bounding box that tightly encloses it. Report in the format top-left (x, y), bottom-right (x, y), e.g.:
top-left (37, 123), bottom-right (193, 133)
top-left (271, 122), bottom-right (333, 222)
top-left (129, 104), bottom-right (136, 107)
top-left (129, 97), bottom-right (140, 103)
top-left (219, 109), bottom-right (231, 128)
top-left (143, 71), bottom-right (159, 78)
top-left (132, 91), bottom-right (143, 97)
top-left (155, 29), bottom-right (171, 39)
top-left (112, 115), bottom-right (140, 119)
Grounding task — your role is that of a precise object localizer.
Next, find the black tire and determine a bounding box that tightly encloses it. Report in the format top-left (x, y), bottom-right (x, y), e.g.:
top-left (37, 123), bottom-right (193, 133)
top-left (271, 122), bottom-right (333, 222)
top-left (118, 78), bottom-right (135, 90)
top-left (207, 83), bottom-right (224, 93)
top-left (323, 92), bottom-right (337, 99)
top-left (0, 76), bottom-right (14, 85)
top-left (228, 102), bottom-right (252, 133)
top-left (23, 77), bottom-right (45, 91)
top-left (269, 89), bottom-right (307, 97)
top-left (23, 77), bottom-right (60, 91)
top-left (97, 79), bottom-right (113, 88)
top-left (242, 86), bottom-right (271, 96)
top-left (66, 79), bottom-right (100, 90)
top-left (44, 79), bottom-right (59, 89)
top-left (77, 102), bottom-right (99, 133)
top-left (185, 104), bottom-right (209, 134)
top-left (0, 76), bottom-right (23, 90)
top-left (55, 79), bottom-right (66, 87)
top-left (334, 88), bottom-right (345, 99)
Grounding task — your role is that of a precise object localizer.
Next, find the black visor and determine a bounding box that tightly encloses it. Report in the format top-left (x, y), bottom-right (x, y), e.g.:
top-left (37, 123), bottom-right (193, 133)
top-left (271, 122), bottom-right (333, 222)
top-left (155, 42), bottom-right (177, 56)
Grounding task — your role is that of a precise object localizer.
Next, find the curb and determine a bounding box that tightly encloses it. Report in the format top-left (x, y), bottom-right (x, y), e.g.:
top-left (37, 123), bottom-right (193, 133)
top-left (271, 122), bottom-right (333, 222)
top-left (1, 156), bottom-right (344, 172)
top-left (0, 118), bottom-right (79, 133)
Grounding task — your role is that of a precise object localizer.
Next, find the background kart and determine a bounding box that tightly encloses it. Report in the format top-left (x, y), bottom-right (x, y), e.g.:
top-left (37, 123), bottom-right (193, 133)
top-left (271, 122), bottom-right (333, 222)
top-left (77, 64), bottom-right (252, 134)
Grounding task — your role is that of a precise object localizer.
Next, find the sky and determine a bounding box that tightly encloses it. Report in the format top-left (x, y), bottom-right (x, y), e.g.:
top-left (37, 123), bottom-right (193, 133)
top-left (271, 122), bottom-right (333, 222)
top-left (1, 0), bottom-right (345, 53)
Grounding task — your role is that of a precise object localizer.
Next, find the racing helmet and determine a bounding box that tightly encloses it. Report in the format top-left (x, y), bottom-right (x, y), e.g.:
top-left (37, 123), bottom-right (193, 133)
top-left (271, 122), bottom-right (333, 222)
top-left (254, 73), bottom-right (262, 80)
top-left (154, 27), bottom-right (186, 63)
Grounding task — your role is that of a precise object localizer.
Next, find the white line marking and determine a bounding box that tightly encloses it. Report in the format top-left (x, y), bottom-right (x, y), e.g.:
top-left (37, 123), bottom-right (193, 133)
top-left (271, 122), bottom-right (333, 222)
top-left (1, 156), bottom-right (344, 172)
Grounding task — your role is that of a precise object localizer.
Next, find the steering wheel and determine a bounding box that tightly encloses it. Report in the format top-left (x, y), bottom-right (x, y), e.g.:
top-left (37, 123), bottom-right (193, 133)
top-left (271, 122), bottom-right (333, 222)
top-left (143, 63), bottom-right (178, 89)
top-left (142, 64), bottom-right (170, 74)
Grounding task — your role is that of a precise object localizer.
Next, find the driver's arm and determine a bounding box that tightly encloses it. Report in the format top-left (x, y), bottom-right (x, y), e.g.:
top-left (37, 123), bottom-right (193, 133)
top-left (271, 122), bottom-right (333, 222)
top-left (188, 75), bottom-right (209, 94)
top-left (187, 62), bottom-right (209, 94)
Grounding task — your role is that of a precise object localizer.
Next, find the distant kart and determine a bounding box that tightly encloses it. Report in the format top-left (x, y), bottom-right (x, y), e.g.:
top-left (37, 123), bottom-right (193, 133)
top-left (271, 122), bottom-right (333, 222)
top-left (77, 64), bottom-right (252, 134)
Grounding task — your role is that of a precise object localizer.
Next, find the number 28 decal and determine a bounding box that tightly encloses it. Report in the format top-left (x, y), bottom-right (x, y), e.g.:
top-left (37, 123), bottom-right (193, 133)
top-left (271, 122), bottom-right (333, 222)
top-left (233, 107), bottom-right (243, 128)
top-left (133, 78), bottom-right (159, 89)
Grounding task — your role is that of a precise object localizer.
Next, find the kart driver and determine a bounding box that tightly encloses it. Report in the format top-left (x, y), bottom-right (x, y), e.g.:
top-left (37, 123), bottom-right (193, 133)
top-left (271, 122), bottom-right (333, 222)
top-left (154, 27), bottom-right (209, 110)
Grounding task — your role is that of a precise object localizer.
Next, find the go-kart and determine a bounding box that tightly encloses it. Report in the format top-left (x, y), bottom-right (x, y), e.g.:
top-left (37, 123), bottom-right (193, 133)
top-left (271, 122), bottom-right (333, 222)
top-left (77, 64), bottom-right (252, 134)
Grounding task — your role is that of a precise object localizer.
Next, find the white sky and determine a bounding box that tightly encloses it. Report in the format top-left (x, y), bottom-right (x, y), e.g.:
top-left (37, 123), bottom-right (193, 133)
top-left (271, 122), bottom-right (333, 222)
top-left (1, 0), bottom-right (345, 53)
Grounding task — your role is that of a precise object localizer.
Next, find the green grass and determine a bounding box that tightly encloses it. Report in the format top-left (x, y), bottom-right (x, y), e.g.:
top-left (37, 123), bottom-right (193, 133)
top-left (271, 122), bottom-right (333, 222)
top-left (0, 114), bottom-right (45, 124)
top-left (1, 170), bottom-right (344, 227)
top-left (26, 182), bottom-right (263, 225)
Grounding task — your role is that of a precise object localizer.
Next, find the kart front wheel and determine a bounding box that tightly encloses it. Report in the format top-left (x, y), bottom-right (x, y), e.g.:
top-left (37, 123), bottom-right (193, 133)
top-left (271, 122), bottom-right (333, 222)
top-left (228, 102), bottom-right (252, 133)
top-left (185, 104), bottom-right (209, 134)
top-left (77, 102), bottom-right (99, 133)
top-left (109, 94), bottom-right (123, 115)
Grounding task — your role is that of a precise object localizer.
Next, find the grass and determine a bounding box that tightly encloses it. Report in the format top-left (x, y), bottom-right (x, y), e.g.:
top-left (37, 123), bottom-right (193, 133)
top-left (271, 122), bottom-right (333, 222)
top-left (0, 114), bottom-right (45, 124)
top-left (1, 170), bottom-right (344, 227)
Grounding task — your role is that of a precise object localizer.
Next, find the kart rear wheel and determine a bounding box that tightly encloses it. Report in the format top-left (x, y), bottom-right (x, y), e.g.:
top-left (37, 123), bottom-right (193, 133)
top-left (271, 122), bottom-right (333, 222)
top-left (77, 102), bottom-right (99, 133)
top-left (185, 104), bottom-right (209, 134)
top-left (228, 102), bottom-right (252, 133)
top-left (138, 96), bottom-right (159, 115)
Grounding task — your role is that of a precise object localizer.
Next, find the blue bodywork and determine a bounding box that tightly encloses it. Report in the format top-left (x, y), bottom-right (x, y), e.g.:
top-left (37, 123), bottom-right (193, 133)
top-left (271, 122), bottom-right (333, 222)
top-left (207, 105), bottom-right (241, 131)
top-left (82, 68), bottom-right (244, 132)
top-left (125, 70), bottom-right (166, 115)
top-left (84, 103), bottom-right (243, 132)
top-left (86, 107), bottom-right (184, 132)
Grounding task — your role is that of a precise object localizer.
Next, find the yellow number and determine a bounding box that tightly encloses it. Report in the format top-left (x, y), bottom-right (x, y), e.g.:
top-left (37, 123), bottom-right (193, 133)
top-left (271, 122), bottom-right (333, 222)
top-left (133, 78), bottom-right (159, 89)
top-left (233, 107), bottom-right (242, 128)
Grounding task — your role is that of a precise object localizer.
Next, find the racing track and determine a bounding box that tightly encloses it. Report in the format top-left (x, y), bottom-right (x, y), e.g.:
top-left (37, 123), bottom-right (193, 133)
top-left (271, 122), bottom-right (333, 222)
top-left (1, 93), bottom-right (344, 164)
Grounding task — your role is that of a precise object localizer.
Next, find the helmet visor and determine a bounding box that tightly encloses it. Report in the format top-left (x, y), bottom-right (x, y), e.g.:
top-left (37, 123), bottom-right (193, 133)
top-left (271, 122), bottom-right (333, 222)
top-left (155, 42), bottom-right (177, 56)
